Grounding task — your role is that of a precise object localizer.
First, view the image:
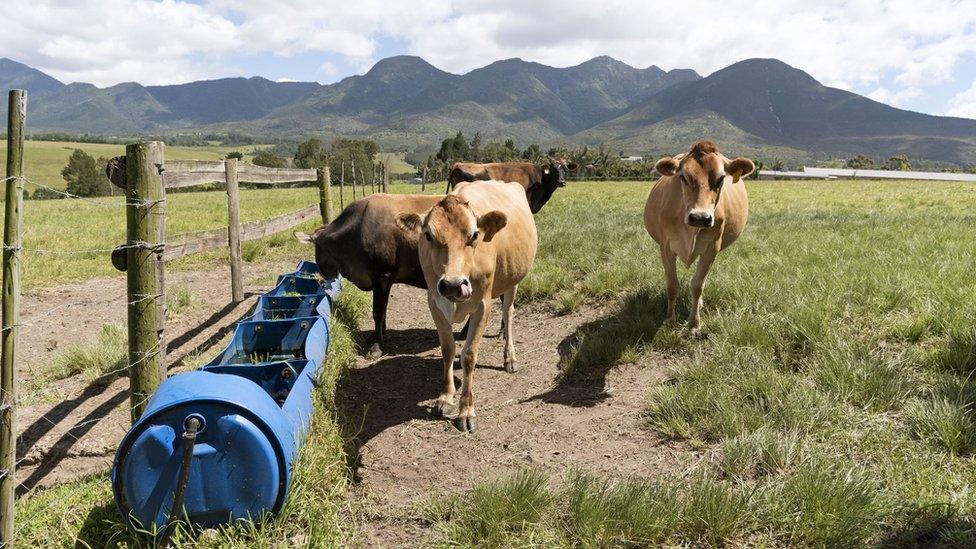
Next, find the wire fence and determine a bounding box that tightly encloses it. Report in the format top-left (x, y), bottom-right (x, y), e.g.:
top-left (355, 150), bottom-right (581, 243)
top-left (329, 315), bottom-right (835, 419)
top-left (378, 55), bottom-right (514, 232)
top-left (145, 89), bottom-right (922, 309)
top-left (1, 172), bottom-right (168, 496)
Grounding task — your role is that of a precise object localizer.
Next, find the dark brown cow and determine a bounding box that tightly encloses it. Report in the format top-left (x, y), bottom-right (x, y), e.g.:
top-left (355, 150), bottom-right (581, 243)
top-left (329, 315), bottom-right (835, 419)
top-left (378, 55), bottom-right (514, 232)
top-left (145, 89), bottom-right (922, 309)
top-left (296, 193), bottom-right (442, 356)
top-left (446, 159), bottom-right (578, 213)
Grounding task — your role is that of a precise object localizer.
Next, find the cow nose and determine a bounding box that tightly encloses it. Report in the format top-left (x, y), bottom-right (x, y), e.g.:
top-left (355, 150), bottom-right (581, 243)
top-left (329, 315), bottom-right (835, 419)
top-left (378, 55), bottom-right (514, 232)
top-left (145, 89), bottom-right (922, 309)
top-left (438, 276), bottom-right (472, 301)
top-left (687, 211), bottom-right (713, 227)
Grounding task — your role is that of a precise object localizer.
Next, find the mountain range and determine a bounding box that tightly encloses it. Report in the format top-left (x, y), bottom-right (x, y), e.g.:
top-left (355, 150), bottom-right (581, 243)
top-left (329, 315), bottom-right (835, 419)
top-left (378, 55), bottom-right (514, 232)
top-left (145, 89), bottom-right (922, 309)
top-left (2, 55), bottom-right (975, 166)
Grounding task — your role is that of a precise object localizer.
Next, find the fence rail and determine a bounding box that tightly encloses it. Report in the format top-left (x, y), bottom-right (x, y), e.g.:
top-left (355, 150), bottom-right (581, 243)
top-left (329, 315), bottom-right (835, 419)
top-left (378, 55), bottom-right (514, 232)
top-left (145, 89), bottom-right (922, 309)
top-left (161, 160), bottom-right (317, 189)
top-left (163, 203), bottom-right (319, 261)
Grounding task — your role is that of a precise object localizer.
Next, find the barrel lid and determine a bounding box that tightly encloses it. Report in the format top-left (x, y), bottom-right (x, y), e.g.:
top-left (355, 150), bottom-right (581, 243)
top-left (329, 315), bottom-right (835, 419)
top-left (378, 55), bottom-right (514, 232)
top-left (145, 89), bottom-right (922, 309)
top-left (113, 373), bottom-right (289, 531)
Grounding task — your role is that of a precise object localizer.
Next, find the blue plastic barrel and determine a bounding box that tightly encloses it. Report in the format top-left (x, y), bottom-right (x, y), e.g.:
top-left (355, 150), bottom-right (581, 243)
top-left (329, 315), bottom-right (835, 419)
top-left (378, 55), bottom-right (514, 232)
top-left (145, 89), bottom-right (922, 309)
top-left (112, 261), bottom-right (340, 532)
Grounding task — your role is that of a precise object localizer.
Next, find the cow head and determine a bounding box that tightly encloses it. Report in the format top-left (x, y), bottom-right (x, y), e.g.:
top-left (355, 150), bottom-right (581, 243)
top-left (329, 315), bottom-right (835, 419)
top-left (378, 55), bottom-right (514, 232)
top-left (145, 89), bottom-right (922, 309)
top-left (527, 157), bottom-right (578, 213)
top-left (654, 140), bottom-right (754, 228)
top-left (294, 229), bottom-right (341, 279)
top-left (396, 195), bottom-right (507, 303)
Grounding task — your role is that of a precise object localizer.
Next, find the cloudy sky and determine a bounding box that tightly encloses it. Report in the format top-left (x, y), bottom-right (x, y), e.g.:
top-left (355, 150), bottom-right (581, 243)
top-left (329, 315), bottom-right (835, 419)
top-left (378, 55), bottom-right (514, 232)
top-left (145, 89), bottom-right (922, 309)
top-left (3, 0), bottom-right (975, 118)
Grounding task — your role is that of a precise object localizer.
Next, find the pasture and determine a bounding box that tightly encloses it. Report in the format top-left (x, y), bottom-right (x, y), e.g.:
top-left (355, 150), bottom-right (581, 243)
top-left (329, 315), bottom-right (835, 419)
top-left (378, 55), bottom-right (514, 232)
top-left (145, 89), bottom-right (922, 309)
top-left (0, 140), bottom-right (265, 191)
top-left (12, 178), bottom-right (976, 546)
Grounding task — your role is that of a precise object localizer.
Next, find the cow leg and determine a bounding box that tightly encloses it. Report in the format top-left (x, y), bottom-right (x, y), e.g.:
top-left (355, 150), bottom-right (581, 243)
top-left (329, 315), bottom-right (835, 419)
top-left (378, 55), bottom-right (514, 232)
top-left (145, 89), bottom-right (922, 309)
top-left (368, 274), bottom-right (392, 358)
top-left (660, 245), bottom-right (679, 325)
top-left (428, 292), bottom-right (458, 417)
top-left (457, 299), bottom-right (490, 433)
top-left (502, 287), bottom-right (517, 373)
top-left (688, 249), bottom-right (717, 331)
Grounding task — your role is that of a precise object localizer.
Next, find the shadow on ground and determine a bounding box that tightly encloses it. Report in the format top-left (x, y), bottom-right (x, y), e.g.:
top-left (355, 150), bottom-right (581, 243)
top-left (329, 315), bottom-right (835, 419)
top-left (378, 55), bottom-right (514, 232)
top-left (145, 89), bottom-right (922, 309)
top-left (525, 287), bottom-right (673, 408)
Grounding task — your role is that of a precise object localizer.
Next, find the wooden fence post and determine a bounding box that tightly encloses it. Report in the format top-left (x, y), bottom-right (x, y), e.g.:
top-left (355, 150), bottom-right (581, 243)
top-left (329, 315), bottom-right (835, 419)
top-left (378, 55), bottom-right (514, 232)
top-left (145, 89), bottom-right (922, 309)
top-left (1, 89), bottom-right (26, 548)
top-left (339, 162), bottom-right (345, 208)
top-left (422, 166), bottom-right (428, 192)
top-left (125, 141), bottom-right (166, 423)
top-left (359, 167), bottom-right (367, 197)
top-left (350, 160), bottom-right (357, 200)
top-left (383, 162), bottom-right (390, 193)
top-left (318, 167), bottom-right (332, 224)
top-left (225, 158), bottom-right (244, 303)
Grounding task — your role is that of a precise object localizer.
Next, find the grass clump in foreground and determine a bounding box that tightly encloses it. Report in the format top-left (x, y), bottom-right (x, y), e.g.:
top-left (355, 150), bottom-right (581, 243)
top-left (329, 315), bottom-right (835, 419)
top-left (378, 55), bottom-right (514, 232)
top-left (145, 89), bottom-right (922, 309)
top-left (427, 465), bottom-right (884, 547)
top-left (40, 323), bottom-right (127, 385)
top-left (15, 287), bottom-right (370, 547)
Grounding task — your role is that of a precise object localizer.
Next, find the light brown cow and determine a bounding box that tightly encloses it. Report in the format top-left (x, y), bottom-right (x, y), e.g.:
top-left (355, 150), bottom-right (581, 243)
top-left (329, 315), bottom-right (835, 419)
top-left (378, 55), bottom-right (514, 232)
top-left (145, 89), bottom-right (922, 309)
top-left (644, 140), bottom-right (754, 330)
top-left (397, 181), bottom-right (537, 432)
top-left (447, 159), bottom-right (577, 214)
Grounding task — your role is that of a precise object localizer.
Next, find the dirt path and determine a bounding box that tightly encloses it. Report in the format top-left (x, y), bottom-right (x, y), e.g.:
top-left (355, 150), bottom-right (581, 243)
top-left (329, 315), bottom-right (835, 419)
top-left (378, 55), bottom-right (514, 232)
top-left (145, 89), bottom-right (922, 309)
top-left (338, 286), bottom-right (680, 547)
top-left (15, 260), bottom-right (295, 493)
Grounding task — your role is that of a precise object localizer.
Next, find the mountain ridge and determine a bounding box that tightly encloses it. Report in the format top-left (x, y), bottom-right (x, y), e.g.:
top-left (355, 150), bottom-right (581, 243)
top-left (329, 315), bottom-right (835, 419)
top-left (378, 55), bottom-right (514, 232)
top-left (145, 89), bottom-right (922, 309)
top-left (1, 56), bottom-right (974, 165)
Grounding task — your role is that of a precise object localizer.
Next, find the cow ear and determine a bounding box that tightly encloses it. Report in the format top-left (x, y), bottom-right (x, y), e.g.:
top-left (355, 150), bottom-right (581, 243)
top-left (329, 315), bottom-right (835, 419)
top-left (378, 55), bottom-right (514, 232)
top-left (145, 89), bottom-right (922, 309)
top-left (478, 211), bottom-right (507, 242)
top-left (655, 156), bottom-right (679, 176)
top-left (396, 212), bottom-right (423, 234)
top-left (726, 157), bottom-right (756, 183)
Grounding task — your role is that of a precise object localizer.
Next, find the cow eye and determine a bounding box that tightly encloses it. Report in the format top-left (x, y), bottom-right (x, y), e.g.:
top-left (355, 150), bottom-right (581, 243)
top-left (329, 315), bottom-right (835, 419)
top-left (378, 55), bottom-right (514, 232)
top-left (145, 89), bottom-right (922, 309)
top-left (424, 230), bottom-right (433, 242)
top-left (679, 173), bottom-right (688, 184)
top-left (468, 230), bottom-right (479, 245)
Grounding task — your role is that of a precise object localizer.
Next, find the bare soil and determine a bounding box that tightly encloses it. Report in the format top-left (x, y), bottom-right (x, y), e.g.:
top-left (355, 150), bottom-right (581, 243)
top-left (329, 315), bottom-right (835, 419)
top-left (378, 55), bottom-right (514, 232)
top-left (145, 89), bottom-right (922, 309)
top-left (338, 286), bottom-right (681, 547)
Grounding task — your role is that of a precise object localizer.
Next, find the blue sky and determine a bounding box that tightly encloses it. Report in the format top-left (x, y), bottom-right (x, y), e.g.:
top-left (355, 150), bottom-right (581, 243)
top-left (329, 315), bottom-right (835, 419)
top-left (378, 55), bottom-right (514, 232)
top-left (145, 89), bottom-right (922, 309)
top-left (3, 0), bottom-right (975, 119)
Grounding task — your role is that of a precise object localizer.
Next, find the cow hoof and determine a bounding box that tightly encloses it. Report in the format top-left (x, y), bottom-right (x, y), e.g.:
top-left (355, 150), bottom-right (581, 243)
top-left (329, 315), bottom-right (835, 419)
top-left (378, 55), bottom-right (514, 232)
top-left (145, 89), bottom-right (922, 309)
top-left (368, 343), bottom-right (382, 359)
top-left (454, 416), bottom-right (477, 433)
top-left (435, 400), bottom-right (457, 417)
top-left (504, 359), bottom-right (518, 373)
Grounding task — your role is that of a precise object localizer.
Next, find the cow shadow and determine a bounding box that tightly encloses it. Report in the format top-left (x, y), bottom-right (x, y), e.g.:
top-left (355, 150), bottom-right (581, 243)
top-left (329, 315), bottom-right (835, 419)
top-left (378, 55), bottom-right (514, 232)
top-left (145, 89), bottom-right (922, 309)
top-left (876, 504), bottom-right (976, 547)
top-left (335, 353), bottom-right (445, 481)
top-left (525, 287), bottom-right (674, 408)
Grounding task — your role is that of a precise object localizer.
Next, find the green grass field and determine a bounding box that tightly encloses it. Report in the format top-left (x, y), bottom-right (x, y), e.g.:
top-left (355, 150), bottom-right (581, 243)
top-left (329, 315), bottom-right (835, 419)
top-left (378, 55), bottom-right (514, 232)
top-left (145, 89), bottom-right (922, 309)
top-left (0, 140), bottom-right (266, 191)
top-left (14, 178), bottom-right (976, 546)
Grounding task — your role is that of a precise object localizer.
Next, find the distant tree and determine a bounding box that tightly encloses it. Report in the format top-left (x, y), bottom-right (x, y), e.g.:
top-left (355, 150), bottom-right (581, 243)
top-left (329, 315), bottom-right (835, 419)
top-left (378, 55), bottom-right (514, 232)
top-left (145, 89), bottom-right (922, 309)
top-left (845, 154), bottom-right (875, 169)
top-left (749, 160), bottom-right (765, 179)
top-left (253, 149), bottom-right (288, 168)
top-left (886, 154), bottom-right (911, 171)
top-left (30, 186), bottom-right (64, 200)
top-left (504, 139), bottom-right (519, 156)
top-left (436, 131), bottom-right (469, 162)
top-left (294, 138), bottom-right (327, 169)
top-left (469, 132), bottom-right (483, 162)
top-left (328, 138), bottom-right (379, 185)
top-left (226, 151), bottom-right (244, 160)
top-left (61, 149), bottom-right (111, 197)
top-left (521, 143), bottom-right (543, 163)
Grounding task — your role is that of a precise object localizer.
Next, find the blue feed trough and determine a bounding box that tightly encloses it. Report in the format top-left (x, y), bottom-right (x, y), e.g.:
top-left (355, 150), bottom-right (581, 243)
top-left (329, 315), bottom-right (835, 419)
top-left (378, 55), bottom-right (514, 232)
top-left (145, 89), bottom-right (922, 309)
top-left (112, 261), bottom-right (340, 533)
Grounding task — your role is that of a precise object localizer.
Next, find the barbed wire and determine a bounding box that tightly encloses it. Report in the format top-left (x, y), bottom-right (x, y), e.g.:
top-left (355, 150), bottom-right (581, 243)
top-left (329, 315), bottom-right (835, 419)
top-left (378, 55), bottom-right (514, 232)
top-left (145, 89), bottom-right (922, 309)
top-left (2, 240), bottom-right (165, 257)
top-left (1, 174), bottom-right (165, 209)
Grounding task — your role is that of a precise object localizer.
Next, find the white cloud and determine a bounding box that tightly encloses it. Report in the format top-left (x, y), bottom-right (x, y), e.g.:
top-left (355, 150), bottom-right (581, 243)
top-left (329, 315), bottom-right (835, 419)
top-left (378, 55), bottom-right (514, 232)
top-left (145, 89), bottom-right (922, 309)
top-left (275, 77), bottom-right (298, 83)
top-left (0, 0), bottom-right (239, 86)
top-left (319, 62), bottom-right (338, 76)
top-left (946, 81), bottom-right (976, 119)
top-left (1, 0), bottom-right (974, 117)
top-left (867, 86), bottom-right (923, 107)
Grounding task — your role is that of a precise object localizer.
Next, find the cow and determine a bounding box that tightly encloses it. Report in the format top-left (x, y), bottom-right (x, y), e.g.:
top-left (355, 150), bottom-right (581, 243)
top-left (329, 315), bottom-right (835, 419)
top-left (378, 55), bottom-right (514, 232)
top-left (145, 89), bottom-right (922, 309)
top-left (644, 140), bottom-right (754, 331)
top-left (396, 181), bottom-right (537, 432)
top-left (295, 193), bottom-right (442, 357)
top-left (446, 159), bottom-right (578, 214)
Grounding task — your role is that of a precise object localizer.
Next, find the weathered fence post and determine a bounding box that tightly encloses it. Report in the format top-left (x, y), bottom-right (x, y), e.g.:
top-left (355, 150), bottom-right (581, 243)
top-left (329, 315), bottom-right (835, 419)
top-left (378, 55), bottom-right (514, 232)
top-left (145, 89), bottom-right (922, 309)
top-left (350, 160), bottom-right (357, 200)
top-left (383, 162), bottom-right (390, 193)
top-left (339, 162), bottom-right (346, 207)
top-left (125, 141), bottom-right (166, 423)
top-left (1, 89), bottom-right (26, 548)
top-left (422, 165), bottom-right (428, 192)
top-left (225, 158), bottom-right (244, 302)
top-left (359, 166), bottom-right (367, 197)
top-left (317, 167), bottom-right (332, 224)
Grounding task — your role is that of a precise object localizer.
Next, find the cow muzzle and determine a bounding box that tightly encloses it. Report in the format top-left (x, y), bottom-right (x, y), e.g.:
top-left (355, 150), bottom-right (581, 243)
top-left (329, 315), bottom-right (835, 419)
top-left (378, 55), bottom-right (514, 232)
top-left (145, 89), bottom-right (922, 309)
top-left (438, 276), bottom-right (473, 302)
top-left (686, 210), bottom-right (715, 228)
